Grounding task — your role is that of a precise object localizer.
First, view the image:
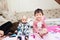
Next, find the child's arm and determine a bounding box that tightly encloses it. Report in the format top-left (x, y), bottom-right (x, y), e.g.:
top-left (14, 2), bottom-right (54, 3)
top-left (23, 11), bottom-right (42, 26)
top-left (17, 23), bottom-right (22, 35)
top-left (42, 21), bottom-right (48, 34)
top-left (17, 23), bottom-right (22, 31)
top-left (33, 22), bottom-right (39, 34)
top-left (42, 21), bottom-right (47, 28)
top-left (38, 21), bottom-right (48, 38)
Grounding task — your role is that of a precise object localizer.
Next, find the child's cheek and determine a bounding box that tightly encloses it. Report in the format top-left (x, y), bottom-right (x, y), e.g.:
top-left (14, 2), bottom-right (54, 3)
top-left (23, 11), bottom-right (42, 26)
top-left (0, 34), bottom-right (3, 37)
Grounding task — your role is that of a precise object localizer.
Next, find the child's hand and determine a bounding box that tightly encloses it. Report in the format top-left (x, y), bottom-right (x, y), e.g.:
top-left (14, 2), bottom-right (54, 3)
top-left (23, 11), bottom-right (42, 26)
top-left (38, 28), bottom-right (48, 38)
top-left (42, 28), bottom-right (48, 34)
top-left (39, 28), bottom-right (47, 35)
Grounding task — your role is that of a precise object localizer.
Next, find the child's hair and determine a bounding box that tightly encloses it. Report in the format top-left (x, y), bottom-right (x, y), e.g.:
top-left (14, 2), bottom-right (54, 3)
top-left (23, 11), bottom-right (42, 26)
top-left (34, 8), bottom-right (44, 16)
top-left (22, 15), bottom-right (27, 19)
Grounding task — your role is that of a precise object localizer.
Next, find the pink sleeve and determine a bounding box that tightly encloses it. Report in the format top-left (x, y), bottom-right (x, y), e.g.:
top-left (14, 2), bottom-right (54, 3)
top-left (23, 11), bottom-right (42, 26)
top-left (33, 22), bottom-right (39, 33)
top-left (42, 20), bottom-right (47, 28)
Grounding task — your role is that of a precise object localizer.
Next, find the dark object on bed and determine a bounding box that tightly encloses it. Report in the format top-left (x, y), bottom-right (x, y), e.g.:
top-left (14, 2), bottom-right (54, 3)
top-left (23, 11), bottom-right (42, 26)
top-left (11, 22), bottom-right (19, 33)
top-left (0, 21), bottom-right (13, 35)
top-left (55, 0), bottom-right (60, 4)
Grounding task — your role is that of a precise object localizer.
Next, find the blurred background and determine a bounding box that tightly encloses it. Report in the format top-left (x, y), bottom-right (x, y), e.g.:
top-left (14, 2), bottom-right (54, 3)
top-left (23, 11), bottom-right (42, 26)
top-left (0, 0), bottom-right (60, 26)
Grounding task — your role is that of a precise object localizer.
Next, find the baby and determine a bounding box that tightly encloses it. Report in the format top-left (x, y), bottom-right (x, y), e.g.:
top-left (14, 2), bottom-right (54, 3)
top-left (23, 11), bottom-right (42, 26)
top-left (33, 8), bottom-right (48, 38)
top-left (17, 16), bottom-right (31, 40)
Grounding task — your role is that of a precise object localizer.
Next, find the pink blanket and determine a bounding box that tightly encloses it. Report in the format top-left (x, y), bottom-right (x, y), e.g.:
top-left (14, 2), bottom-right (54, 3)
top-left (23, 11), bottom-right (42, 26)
top-left (47, 25), bottom-right (60, 32)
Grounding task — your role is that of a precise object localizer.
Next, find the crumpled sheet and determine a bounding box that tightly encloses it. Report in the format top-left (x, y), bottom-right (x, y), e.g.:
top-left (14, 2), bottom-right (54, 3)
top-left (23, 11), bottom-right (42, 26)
top-left (29, 32), bottom-right (60, 40)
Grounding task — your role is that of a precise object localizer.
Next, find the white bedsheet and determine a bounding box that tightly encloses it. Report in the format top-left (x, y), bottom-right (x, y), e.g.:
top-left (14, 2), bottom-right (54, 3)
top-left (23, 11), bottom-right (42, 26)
top-left (2, 32), bottom-right (60, 40)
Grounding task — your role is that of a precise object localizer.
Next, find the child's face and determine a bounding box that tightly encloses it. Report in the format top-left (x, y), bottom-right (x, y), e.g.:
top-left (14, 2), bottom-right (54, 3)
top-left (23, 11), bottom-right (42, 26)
top-left (34, 12), bottom-right (43, 21)
top-left (0, 30), bottom-right (4, 37)
top-left (22, 18), bottom-right (27, 23)
top-left (21, 16), bottom-right (27, 23)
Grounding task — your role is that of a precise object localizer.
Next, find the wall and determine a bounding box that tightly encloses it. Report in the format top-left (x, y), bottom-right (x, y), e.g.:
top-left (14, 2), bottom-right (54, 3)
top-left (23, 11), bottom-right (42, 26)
top-left (0, 0), bottom-right (60, 25)
top-left (7, 0), bottom-right (60, 12)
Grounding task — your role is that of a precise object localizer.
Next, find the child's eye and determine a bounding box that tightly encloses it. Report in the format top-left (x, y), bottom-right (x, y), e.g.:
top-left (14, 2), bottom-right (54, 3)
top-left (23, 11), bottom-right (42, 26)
top-left (22, 19), bottom-right (26, 21)
top-left (36, 15), bottom-right (38, 16)
top-left (23, 20), bottom-right (24, 21)
top-left (22, 19), bottom-right (25, 21)
top-left (36, 14), bottom-right (39, 16)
